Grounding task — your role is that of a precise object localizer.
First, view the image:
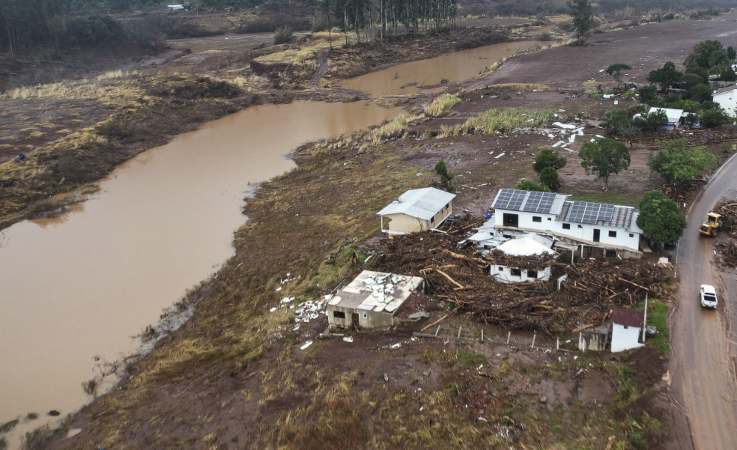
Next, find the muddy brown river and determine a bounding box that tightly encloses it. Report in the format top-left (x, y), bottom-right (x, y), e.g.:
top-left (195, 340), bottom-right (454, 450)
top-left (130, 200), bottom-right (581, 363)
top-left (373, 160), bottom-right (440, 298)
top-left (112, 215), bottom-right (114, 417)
top-left (0, 40), bottom-right (534, 447)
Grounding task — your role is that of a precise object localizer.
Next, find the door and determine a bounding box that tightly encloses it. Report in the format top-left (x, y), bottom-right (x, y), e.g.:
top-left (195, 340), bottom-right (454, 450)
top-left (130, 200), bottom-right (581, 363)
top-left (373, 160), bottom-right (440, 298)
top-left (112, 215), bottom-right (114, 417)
top-left (503, 213), bottom-right (519, 228)
top-left (351, 313), bottom-right (360, 329)
top-left (593, 229), bottom-right (601, 242)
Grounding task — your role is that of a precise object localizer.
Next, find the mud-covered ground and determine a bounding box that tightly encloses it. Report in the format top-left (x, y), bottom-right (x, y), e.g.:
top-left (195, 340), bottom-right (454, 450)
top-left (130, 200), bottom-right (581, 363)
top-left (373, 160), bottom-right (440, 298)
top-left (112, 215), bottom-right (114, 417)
top-left (11, 11), bottom-right (737, 450)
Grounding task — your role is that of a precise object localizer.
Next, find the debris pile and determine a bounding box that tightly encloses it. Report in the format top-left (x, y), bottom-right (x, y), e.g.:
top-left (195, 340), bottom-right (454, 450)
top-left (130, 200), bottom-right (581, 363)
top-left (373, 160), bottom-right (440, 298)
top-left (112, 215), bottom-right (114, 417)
top-left (369, 222), bottom-right (670, 334)
top-left (715, 201), bottom-right (737, 267)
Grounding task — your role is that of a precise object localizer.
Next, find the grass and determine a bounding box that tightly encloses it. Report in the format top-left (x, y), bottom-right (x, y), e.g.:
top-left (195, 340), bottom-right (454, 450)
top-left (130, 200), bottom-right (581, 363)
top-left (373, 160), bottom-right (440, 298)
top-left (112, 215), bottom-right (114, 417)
top-left (255, 32), bottom-right (347, 65)
top-left (370, 114), bottom-right (417, 144)
top-left (643, 298), bottom-right (669, 356)
top-left (441, 108), bottom-right (553, 136)
top-left (456, 350), bottom-right (487, 368)
top-left (488, 83), bottom-right (551, 91)
top-left (424, 93), bottom-right (462, 117)
top-left (570, 192), bottom-right (643, 206)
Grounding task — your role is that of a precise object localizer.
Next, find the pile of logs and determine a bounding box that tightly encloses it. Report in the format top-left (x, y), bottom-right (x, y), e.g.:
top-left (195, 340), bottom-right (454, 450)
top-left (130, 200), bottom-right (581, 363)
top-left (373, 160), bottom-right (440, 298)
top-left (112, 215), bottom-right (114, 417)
top-left (716, 201), bottom-right (737, 267)
top-left (369, 221), bottom-right (671, 335)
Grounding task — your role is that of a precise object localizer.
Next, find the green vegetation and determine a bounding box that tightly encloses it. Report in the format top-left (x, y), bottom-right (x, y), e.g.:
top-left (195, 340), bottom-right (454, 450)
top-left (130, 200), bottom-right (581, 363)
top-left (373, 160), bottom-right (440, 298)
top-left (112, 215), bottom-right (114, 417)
top-left (643, 299), bottom-right (669, 355)
top-left (455, 350), bottom-right (486, 368)
top-left (606, 63), bottom-right (631, 85)
top-left (273, 26), bottom-right (294, 44)
top-left (444, 108), bottom-right (552, 136)
top-left (570, 191), bottom-right (642, 206)
top-left (568, 0), bottom-right (594, 45)
top-left (579, 138), bottom-right (630, 191)
top-left (534, 148), bottom-right (567, 174)
top-left (516, 179), bottom-right (548, 192)
top-left (434, 160), bottom-right (454, 191)
top-left (637, 192), bottom-right (686, 248)
top-left (370, 114), bottom-right (416, 144)
top-left (632, 109), bottom-right (668, 132)
top-left (649, 140), bottom-right (717, 188)
top-left (648, 62), bottom-right (683, 93)
top-left (700, 107), bottom-right (731, 128)
top-left (539, 166), bottom-right (562, 191)
top-left (424, 94), bottom-right (462, 118)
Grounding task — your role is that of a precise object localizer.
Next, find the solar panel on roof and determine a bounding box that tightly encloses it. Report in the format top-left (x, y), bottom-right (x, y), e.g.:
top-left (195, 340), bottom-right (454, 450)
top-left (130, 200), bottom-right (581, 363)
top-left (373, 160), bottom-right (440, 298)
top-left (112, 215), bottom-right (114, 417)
top-left (507, 190), bottom-right (527, 210)
top-left (494, 189), bottom-right (514, 209)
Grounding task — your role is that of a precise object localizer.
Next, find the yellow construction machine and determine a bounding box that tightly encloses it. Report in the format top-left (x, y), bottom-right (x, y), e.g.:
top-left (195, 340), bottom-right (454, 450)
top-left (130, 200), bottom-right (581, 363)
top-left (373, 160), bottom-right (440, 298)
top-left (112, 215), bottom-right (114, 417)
top-left (699, 212), bottom-right (722, 237)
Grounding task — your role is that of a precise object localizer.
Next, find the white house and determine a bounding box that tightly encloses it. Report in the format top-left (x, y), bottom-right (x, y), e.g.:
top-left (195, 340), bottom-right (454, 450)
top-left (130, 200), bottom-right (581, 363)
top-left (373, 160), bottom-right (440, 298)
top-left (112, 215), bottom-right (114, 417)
top-left (326, 271), bottom-right (424, 330)
top-left (378, 187), bottom-right (455, 235)
top-left (167, 4), bottom-right (185, 11)
top-left (491, 189), bottom-right (643, 255)
top-left (633, 107), bottom-right (689, 128)
top-left (610, 309), bottom-right (645, 352)
top-left (489, 234), bottom-right (555, 283)
top-left (713, 85), bottom-right (737, 117)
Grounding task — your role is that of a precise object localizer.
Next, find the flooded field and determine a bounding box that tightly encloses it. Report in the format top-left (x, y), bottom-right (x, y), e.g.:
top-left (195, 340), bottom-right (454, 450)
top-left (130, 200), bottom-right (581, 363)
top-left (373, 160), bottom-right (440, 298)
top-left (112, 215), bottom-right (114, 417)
top-left (0, 100), bottom-right (399, 447)
top-left (342, 40), bottom-right (541, 97)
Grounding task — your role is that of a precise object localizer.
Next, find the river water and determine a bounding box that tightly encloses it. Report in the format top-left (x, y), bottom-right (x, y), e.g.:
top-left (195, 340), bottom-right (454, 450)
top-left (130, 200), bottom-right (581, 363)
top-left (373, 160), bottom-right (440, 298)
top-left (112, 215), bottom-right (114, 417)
top-left (0, 40), bottom-right (537, 448)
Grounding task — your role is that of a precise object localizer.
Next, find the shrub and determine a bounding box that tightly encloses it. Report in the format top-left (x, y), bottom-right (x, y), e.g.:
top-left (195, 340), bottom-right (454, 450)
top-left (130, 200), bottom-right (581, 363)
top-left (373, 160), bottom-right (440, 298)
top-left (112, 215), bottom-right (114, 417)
top-left (700, 107), bottom-right (731, 128)
top-left (539, 167), bottom-right (561, 191)
top-left (434, 160), bottom-right (454, 192)
top-left (638, 85), bottom-right (659, 104)
top-left (424, 94), bottom-right (462, 117)
top-left (273, 27), bottom-right (294, 45)
top-left (534, 148), bottom-right (567, 173)
top-left (649, 140), bottom-right (717, 187)
top-left (687, 83), bottom-right (713, 103)
top-left (515, 180), bottom-right (548, 192)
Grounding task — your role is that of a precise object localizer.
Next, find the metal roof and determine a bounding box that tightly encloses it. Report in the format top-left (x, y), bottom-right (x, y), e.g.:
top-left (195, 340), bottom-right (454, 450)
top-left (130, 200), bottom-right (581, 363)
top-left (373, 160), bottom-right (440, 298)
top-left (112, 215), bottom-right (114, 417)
top-left (377, 187), bottom-right (456, 221)
top-left (491, 189), bottom-right (568, 215)
top-left (648, 107), bottom-right (684, 124)
top-left (496, 235), bottom-right (555, 257)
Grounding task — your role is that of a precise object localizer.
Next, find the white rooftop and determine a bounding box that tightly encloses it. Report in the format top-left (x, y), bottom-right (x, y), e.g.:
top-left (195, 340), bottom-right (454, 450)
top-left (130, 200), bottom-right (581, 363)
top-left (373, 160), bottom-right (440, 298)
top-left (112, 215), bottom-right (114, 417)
top-left (496, 235), bottom-right (555, 257)
top-left (648, 107), bottom-right (684, 124)
top-left (328, 270), bottom-right (424, 314)
top-left (378, 187), bottom-right (455, 221)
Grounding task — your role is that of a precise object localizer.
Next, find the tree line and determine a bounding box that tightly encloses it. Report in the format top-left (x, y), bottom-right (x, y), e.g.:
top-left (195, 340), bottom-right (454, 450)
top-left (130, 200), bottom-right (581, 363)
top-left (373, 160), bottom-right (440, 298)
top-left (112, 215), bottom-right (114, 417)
top-left (314, 0), bottom-right (458, 43)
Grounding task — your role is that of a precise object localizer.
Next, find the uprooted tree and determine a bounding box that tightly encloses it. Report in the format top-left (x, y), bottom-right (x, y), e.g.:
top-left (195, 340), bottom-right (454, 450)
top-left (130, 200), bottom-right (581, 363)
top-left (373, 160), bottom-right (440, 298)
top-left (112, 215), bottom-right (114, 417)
top-left (637, 191), bottom-right (686, 248)
top-left (579, 137), bottom-right (630, 191)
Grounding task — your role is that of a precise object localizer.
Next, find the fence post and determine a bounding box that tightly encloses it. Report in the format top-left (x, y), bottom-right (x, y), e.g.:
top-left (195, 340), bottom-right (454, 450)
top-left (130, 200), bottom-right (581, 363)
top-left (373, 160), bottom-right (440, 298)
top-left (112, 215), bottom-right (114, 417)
top-left (506, 331), bottom-right (511, 345)
top-left (531, 332), bottom-right (536, 349)
top-left (481, 328), bottom-right (484, 343)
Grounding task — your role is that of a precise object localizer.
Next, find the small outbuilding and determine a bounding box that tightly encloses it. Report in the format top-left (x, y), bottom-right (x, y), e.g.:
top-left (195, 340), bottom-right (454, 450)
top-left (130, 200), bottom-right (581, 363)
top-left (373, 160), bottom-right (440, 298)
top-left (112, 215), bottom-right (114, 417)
top-left (378, 187), bottom-right (455, 235)
top-left (489, 234), bottom-right (555, 284)
top-left (610, 309), bottom-right (645, 352)
top-left (326, 271), bottom-right (424, 330)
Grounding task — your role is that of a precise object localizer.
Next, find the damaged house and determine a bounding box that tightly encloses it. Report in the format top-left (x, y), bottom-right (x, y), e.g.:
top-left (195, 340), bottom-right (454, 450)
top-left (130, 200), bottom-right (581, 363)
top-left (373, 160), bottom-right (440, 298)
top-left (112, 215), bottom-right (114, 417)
top-left (491, 189), bottom-right (643, 257)
top-left (378, 187), bottom-right (455, 235)
top-left (489, 234), bottom-right (555, 283)
top-left (326, 270), bottom-right (425, 330)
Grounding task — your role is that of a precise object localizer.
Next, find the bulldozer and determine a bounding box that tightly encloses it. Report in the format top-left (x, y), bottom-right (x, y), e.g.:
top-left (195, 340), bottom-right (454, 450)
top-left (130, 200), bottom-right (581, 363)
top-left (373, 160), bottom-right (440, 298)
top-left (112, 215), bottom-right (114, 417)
top-left (699, 212), bottom-right (722, 237)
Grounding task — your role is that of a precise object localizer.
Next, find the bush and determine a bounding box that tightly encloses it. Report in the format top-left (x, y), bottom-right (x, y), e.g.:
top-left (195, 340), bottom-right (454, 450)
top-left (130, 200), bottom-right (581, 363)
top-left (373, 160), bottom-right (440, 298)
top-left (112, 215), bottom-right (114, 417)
top-left (687, 83), bottom-right (713, 103)
top-left (515, 180), bottom-right (548, 192)
top-left (649, 140), bottom-right (717, 187)
top-left (534, 148), bottom-right (567, 173)
top-left (638, 85), bottom-right (659, 104)
top-left (539, 167), bottom-right (561, 191)
top-left (273, 27), bottom-right (294, 45)
top-left (424, 94), bottom-right (462, 117)
top-left (700, 107), bottom-right (731, 128)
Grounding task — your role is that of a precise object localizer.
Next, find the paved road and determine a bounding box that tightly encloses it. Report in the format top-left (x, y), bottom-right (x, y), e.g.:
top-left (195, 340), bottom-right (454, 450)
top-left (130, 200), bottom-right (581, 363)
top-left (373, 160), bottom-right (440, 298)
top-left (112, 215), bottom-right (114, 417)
top-left (672, 154), bottom-right (737, 450)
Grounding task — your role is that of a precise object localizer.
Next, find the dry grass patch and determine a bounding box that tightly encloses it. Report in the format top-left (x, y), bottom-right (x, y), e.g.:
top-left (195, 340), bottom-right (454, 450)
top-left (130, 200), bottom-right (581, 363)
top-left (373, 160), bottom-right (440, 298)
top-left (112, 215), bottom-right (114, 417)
top-left (424, 93), bottom-right (462, 117)
top-left (370, 113), bottom-right (418, 144)
top-left (441, 107), bottom-right (553, 137)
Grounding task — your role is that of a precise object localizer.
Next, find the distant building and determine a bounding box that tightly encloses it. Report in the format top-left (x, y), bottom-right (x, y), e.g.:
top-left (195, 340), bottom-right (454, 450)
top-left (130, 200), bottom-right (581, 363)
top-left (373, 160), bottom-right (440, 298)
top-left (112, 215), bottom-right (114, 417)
top-left (489, 234), bottom-right (555, 284)
top-left (610, 309), bottom-right (645, 352)
top-left (326, 271), bottom-right (424, 330)
top-left (167, 4), bottom-right (185, 12)
top-left (713, 85), bottom-right (737, 117)
top-left (378, 187), bottom-right (455, 235)
top-left (491, 189), bottom-right (643, 256)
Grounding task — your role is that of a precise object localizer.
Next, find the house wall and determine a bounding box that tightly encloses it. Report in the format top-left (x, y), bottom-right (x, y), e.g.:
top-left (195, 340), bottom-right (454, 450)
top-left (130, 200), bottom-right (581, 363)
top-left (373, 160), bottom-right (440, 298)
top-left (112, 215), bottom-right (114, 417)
top-left (493, 210), bottom-right (640, 252)
top-left (610, 323), bottom-right (644, 352)
top-left (381, 201), bottom-right (453, 235)
top-left (714, 91), bottom-right (737, 117)
top-left (327, 305), bottom-right (395, 330)
top-left (490, 265), bottom-right (551, 283)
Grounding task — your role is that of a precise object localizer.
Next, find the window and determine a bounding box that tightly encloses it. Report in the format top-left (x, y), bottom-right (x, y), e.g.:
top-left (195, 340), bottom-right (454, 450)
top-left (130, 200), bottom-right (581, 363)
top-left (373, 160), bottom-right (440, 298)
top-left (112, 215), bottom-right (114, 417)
top-left (578, 225), bottom-right (583, 229)
top-left (527, 269), bottom-right (538, 278)
top-left (333, 311), bottom-right (346, 319)
top-left (498, 267), bottom-right (504, 272)
top-left (629, 233), bottom-right (634, 238)
top-left (606, 250), bottom-right (617, 257)
top-left (532, 216), bottom-right (542, 223)
top-left (547, 217), bottom-right (552, 221)
top-left (511, 268), bottom-right (522, 277)
top-left (562, 223), bottom-right (571, 230)
top-left (609, 231), bottom-right (617, 238)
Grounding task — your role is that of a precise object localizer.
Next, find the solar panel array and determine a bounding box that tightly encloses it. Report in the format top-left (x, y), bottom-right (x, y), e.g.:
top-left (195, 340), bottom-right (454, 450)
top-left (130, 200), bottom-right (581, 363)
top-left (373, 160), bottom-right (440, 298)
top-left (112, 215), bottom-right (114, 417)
top-left (566, 202), bottom-right (616, 225)
top-left (522, 191), bottom-right (557, 214)
top-left (494, 189), bottom-right (528, 211)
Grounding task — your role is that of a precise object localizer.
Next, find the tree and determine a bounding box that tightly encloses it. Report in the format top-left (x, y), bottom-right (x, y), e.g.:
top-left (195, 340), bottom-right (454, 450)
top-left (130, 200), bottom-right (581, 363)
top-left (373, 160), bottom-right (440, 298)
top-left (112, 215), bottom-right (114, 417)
top-left (638, 85), bottom-right (659, 104)
top-left (606, 63), bottom-right (631, 85)
top-left (649, 140), bottom-right (717, 188)
top-left (720, 66), bottom-right (737, 82)
top-left (604, 109), bottom-right (638, 142)
top-left (579, 138), bottom-right (630, 191)
top-left (515, 179), bottom-right (548, 192)
top-left (687, 83), bottom-right (713, 103)
top-left (700, 107), bottom-right (731, 128)
top-left (539, 167), bottom-right (561, 192)
top-left (632, 110), bottom-right (668, 133)
top-left (533, 148), bottom-right (567, 174)
top-left (685, 40), bottom-right (730, 74)
top-left (648, 62), bottom-right (683, 93)
top-left (567, 0), bottom-right (593, 45)
top-left (434, 159), bottom-right (454, 191)
top-left (728, 46), bottom-right (736, 62)
top-left (637, 192), bottom-right (686, 248)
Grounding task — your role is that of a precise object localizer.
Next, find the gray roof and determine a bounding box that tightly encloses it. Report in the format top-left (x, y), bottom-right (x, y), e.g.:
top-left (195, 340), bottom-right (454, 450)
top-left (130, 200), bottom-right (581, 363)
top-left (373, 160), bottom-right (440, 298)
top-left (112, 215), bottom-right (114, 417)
top-left (378, 187), bottom-right (455, 221)
top-left (559, 201), bottom-right (637, 230)
top-left (491, 189), bottom-right (568, 215)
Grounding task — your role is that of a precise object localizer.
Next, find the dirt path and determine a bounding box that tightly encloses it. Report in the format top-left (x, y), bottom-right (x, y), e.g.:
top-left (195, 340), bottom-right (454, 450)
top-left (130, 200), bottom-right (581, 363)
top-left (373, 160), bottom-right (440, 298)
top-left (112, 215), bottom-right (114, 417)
top-left (672, 155), bottom-right (737, 450)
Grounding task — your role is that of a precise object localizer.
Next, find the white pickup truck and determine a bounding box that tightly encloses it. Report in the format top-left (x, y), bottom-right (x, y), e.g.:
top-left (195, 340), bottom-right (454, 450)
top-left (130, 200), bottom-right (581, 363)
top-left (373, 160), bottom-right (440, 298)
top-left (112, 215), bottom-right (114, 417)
top-left (700, 284), bottom-right (718, 309)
